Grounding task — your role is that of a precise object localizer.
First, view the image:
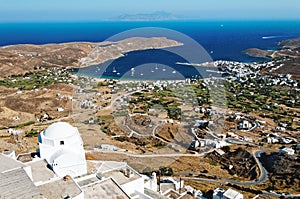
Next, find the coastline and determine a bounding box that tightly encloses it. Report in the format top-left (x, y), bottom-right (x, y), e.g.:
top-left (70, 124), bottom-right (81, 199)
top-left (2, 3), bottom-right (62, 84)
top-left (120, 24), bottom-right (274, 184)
top-left (0, 37), bottom-right (183, 78)
top-left (80, 37), bottom-right (183, 67)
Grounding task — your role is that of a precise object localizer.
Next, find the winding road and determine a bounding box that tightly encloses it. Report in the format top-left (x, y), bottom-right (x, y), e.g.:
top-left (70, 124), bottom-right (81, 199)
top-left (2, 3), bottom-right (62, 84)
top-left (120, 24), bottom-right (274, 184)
top-left (92, 149), bottom-right (267, 185)
top-left (92, 148), bottom-right (300, 197)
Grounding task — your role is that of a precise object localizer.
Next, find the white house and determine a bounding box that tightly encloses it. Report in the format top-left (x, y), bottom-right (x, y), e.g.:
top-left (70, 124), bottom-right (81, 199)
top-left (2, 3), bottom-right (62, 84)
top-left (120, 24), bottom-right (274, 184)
top-left (223, 188), bottom-right (243, 199)
top-left (238, 120), bottom-right (252, 130)
top-left (38, 122), bottom-right (87, 177)
top-left (213, 188), bottom-right (225, 199)
top-left (279, 147), bottom-right (295, 155)
top-left (264, 137), bottom-right (279, 144)
top-left (213, 188), bottom-right (243, 199)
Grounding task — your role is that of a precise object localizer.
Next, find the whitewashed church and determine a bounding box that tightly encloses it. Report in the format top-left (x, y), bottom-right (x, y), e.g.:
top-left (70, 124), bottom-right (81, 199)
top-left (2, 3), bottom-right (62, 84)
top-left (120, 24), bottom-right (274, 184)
top-left (38, 122), bottom-right (87, 177)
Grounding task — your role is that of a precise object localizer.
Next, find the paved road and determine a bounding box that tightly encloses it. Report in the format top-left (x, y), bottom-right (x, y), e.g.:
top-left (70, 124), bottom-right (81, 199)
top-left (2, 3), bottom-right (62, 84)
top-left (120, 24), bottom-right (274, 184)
top-left (93, 149), bottom-right (268, 185)
top-left (253, 150), bottom-right (268, 184)
top-left (93, 150), bottom-right (205, 158)
top-left (262, 191), bottom-right (300, 198)
top-left (94, 150), bottom-right (267, 185)
top-left (93, 150), bottom-right (300, 197)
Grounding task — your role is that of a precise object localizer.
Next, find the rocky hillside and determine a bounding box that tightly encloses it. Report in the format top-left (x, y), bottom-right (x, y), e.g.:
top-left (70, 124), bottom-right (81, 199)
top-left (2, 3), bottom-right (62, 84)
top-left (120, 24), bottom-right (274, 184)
top-left (206, 147), bottom-right (258, 180)
top-left (0, 37), bottom-right (182, 78)
top-left (261, 152), bottom-right (300, 191)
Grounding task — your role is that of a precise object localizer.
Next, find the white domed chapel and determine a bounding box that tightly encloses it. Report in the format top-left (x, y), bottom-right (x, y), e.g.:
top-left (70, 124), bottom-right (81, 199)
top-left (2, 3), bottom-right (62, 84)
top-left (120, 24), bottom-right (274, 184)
top-left (38, 122), bottom-right (87, 177)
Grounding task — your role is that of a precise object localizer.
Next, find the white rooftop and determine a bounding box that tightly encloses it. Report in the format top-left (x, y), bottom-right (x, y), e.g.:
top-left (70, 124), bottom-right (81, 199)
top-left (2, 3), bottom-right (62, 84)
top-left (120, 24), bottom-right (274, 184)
top-left (43, 122), bottom-right (78, 139)
top-left (38, 176), bottom-right (82, 198)
top-left (82, 177), bottom-right (130, 199)
top-left (96, 161), bottom-right (127, 173)
top-left (0, 168), bottom-right (41, 199)
top-left (0, 154), bottom-right (27, 173)
top-left (26, 159), bottom-right (55, 183)
top-left (223, 188), bottom-right (243, 199)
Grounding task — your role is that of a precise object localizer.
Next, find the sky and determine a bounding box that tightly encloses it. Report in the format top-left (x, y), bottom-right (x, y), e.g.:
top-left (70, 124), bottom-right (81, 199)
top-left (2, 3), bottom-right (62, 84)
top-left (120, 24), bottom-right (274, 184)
top-left (1, 0), bottom-right (300, 22)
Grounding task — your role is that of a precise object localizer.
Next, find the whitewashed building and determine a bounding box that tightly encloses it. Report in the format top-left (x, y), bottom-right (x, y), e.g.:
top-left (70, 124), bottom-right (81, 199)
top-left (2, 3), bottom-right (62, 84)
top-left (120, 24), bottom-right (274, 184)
top-left (213, 188), bottom-right (243, 199)
top-left (38, 122), bottom-right (87, 177)
top-left (279, 147), bottom-right (295, 155)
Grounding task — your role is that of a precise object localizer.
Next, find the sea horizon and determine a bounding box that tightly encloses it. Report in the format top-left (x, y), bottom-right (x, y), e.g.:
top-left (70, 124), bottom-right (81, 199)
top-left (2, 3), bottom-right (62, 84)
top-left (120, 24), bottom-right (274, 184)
top-left (1, 20), bottom-right (300, 63)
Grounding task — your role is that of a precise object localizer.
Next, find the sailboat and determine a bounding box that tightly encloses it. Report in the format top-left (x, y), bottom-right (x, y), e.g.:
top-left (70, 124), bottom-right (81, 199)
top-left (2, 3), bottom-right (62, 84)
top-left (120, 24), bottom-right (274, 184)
top-left (112, 67), bottom-right (117, 73)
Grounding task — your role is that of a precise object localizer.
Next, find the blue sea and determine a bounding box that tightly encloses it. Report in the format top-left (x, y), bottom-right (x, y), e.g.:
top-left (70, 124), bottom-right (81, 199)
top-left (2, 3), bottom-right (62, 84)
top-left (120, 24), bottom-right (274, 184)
top-left (1, 21), bottom-right (300, 79)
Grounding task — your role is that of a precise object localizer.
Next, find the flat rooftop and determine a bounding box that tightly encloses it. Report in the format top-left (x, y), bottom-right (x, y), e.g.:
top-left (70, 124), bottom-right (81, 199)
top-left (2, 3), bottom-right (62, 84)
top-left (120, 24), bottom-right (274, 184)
top-left (224, 188), bottom-right (242, 199)
top-left (77, 176), bottom-right (100, 187)
top-left (82, 177), bottom-right (130, 199)
top-left (96, 161), bottom-right (127, 173)
top-left (101, 168), bottom-right (140, 185)
top-left (0, 168), bottom-right (42, 199)
top-left (179, 193), bottom-right (195, 199)
top-left (163, 189), bottom-right (181, 198)
top-left (0, 154), bottom-right (27, 173)
top-left (160, 183), bottom-right (176, 194)
top-left (26, 159), bottom-right (55, 183)
top-left (38, 177), bottom-right (82, 198)
top-left (144, 188), bottom-right (166, 199)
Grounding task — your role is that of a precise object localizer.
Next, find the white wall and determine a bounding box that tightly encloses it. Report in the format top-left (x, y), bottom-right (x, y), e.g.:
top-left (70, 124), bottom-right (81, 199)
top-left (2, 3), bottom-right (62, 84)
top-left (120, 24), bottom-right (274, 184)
top-left (121, 177), bottom-right (144, 195)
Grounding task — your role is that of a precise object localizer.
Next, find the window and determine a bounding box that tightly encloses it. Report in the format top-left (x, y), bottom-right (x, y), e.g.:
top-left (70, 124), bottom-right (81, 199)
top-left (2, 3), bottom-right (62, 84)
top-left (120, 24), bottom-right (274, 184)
top-left (60, 140), bottom-right (64, 145)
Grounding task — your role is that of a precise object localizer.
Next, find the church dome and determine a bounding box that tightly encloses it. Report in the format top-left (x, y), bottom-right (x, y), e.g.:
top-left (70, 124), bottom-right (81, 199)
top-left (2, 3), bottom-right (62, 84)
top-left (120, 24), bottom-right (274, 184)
top-left (43, 122), bottom-right (78, 140)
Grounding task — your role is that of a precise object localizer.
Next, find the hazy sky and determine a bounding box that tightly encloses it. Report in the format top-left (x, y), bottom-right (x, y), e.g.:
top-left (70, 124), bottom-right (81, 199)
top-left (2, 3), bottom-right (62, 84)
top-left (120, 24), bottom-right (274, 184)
top-left (1, 0), bottom-right (300, 22)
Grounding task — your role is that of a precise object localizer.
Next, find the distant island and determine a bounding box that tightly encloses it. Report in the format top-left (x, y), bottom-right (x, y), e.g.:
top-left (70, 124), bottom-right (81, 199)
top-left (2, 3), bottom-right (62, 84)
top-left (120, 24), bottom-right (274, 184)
top-left (110, 11), bottom-right (182, 21)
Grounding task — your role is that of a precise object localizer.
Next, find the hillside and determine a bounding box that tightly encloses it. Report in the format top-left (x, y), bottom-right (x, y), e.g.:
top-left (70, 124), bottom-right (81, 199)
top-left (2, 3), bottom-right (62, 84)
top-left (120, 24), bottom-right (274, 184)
top-left (0, 37), bottom-right (182, 78)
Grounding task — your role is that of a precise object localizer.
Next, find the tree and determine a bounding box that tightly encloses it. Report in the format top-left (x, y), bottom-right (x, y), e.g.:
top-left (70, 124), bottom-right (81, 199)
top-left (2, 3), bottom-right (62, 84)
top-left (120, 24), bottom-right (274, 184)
top-left (167, 107), bottom-right (181, 120)
top-left (142, 167), bottom-right (153, 175)
top-left (222, 146), bottom-right (231, 153)
top-left (159, 166), bottom-right (173, 176)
